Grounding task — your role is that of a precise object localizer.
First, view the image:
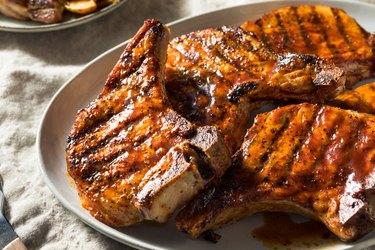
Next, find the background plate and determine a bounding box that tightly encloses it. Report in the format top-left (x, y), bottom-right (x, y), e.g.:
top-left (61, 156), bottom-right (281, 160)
top-left (0, 0), bottom-right (128, 32)
top-left (37, 0), bottom-right (375, 249)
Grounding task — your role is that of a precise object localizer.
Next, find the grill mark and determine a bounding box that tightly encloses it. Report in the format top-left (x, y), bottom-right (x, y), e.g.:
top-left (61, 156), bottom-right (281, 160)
top-left (81, 129), bottom-right (152, 168)
top-left (309, 107), bottom-right (345, 180)
top-left (219, 27), bottom-right (272, 70)
top-left (68, 122), bottom-right (152, 170)
top-left (172, 32), bottom-right (254, 109)
top-left (170, 38), bottom-right (228, 83)
top-left (72, 116), bottom-right (187, 179)
top-left (70, 110), bottom-right (172, 166)
top-left (69, 71), bottom-right (145, 143)
top-left (281, 106), bottom-right (320, 172)
top-left (106, 54), bottom-right (147, 90)
top-left (274, 12), bottom-right (289, 50)
top-left (258, 107), bottom-right (300, 167)
top-left (256, 19), bottom-right (274, 50)
top-left (185, 29), bottom-right (257, 79)
top-left (331, 8), bottom-right (352, 50)
top-left (311, 6), bottom-right (338, 57)
top-left (69, 110), bottom-right (145, 155)
top-left (292, 6), bottom-right (317, 54)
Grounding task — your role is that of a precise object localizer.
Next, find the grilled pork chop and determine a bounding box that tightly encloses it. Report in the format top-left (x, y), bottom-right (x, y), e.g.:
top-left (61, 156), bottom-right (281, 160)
top-left (165, 26), bottom-right (345, 154)
top-left (176, 103), bottom-right (375, 242)
top-left (332, 81), bottom-right (375, 115)
top-left (0, 0), bottom-right (63, 23)
top-left (241, 5), bottom-right (375, 87)
top-left (66, 19), bottom-right (231, 226)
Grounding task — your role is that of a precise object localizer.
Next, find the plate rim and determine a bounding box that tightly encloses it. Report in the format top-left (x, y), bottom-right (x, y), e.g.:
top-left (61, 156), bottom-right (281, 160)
top-left (0, 0), bottom-right (128, 33)
top-left (36, 0), bottom-right (375, 249)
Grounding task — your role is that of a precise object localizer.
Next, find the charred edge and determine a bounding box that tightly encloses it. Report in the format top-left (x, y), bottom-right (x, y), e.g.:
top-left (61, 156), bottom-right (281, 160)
top-left (227, 82), bottom-right (258, 103)
top-left (274, 12), bottom-right (289, 50)
top-left (311, 6), bottom-right (338, 56)
top-left (106, 21), bottom-right (162, 90)
top-left (183, 144), bottom-right (214, 180)
top-left (292, 6), bottom-right (317, 54)
top-left (331, 8), bottom-right (352, 50)
top-left (203, 230), bottom-right (222, 243)
top-left (296, 53), bottom-right (320, 65)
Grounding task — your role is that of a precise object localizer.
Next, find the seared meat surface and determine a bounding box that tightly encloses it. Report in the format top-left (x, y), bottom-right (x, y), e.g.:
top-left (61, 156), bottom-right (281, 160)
top-left (176, 103), bottom-right (375, 242)
top-left (66, 20), bottom-right (231, 227)
top-left (333, 81), bottom-right (375, 115)
top-left (165, 26), bottom-right (345, 154)
top-left (241, 5), bottom-right (375, 87)
top-left (0, 0), bottom-right (63, 23)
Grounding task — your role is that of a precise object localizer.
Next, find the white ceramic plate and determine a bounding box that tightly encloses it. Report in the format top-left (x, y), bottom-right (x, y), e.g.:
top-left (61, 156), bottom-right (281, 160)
top-left (37, 0), bottom-right (375, 249)
top-left (0, 0), bottom-right (128, 32)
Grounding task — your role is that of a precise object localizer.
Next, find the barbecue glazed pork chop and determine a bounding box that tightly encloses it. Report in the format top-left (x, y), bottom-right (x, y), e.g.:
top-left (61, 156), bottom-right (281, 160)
top-left (241, 5), bottom-right (375, 87)
top-left (165, 26), bottom-right (346, 154)
top-left (0, 0), bottom-right (63, 23)
top-left (176, 103), bottom-right (375, 242)
top-left (332, 81), bottom-right (375, 115)
top-left (66, 19), bottom-right (231, 227)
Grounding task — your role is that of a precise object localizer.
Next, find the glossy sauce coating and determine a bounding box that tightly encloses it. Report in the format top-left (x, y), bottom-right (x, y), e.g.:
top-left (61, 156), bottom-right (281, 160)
top-left (165, 26), bottom-right (345, 154)
top-left (241, 5), bottom-right (375, 87)
top-left (176, 103), bottom-right (375, 242)
top-left (66, 19), bottom-right (232, 227)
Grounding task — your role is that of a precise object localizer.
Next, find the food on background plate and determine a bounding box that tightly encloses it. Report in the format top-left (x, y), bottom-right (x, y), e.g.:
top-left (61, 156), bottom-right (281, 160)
top-left (66, 19), bottom-right (231, 226)
top-left (176, 103), bottom-right (375, 242)
top-left (64, 0), bottom-right (96, 15)
top-left (241, 5), bottom-right (375, 87)
top-left (0, 0), bottom-right (64, 23)
top-left (64, 0), bottom-right (117, 15)
top-left (0, 0), bottom-right (118, 23)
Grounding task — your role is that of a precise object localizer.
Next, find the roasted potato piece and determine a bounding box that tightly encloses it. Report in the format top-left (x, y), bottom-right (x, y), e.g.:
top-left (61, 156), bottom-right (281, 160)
top-left (64, 0), bottom-right (97, 15)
